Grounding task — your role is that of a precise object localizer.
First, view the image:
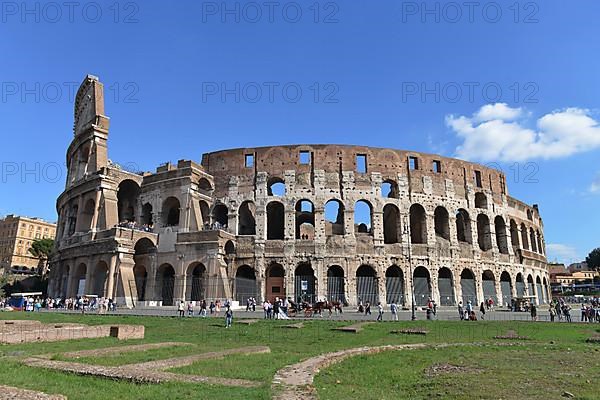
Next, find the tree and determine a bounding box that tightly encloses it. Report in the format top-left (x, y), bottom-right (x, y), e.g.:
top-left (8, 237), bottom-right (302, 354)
top-left (28, 238), bottom-right (54, 277)
top-left (586, 248), bottom-right (600, 272)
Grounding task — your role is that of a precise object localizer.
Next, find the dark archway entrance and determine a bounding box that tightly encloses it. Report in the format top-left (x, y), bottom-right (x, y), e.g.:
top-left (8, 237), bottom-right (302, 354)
top-left (438, 267), bottom-right (455, 306)
top-left (460, 269), bottom-right (477, 305)
top-left (235, 265), bottom-right (257, 303)
top-left (295, 263), bottom-right (316, 303)
top-left (413, 266), bottom-right (431, 306)
top-left (266, 263), bottom-right (285, 302)
top-left (327, 266), bottom-right (345, 303)
top-left (385, 266), bottom-right (404, 305)
top-left (356, 265), bottom-right (378, 305)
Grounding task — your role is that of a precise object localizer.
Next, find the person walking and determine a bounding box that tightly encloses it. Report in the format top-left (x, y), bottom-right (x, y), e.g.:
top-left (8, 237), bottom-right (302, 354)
top-left (178, 301), bottom-right (185, 318)
top-left (200, 299), bottom-right (207, 317)
top-left (530, 303), bottom-right (537, 321)
top-left (187, 301), bottom-right (194, 317)
top-left (390, 302), bottom-right (398, 321)
top-left (458, 301), bottom-right (464, 321)
top-left (377, 302), bottom-right (384, 322)
top-left (365, 301), bottom-right (371, 316)
top-left (479, 302), bottom-right (486, 320)
top-left (549, 304), bottom-right (556, 322)
top-left (225, 307), bottom-right (233, 328)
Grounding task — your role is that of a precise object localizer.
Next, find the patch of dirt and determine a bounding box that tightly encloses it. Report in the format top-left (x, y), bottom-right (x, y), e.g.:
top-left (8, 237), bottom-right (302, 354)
top-left (60, 342), bottom-right (189, 359)
top-left (391, 328), bottom-right (429, 335)
top-left (424, 363), bottom-right (482, 378)
top-left (494, 330), bottom-right (529, 340)
top-left (0, 384), bottom-right (66, 399)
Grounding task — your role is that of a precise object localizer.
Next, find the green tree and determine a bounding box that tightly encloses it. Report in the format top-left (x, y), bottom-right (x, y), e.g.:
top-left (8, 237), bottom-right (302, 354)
top-left (586, 247), bottom-right (600, 271)
top-left (28, 238), bottom-right (54, 277)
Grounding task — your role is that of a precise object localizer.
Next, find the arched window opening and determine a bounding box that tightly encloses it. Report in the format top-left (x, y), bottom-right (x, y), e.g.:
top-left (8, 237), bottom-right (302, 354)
top-left (268, 177), bottom-right (286, 196)
top-left (354, 200), bottom-right (373, 235)
top-left (142, 203), bottom-right (153, 227)
top-left (161, 197), bottom-right (181, 227)
top-left (494, 216), bottom-right (509, 254)
top-left (529, 228), bottom-right (538, 252)
top-left (536, 230), bottom-right (543, 254)
top-left (79, 199), bottom-right (95, 232)
top-left (199, 200), bottom-right (210, 228)
top-left (477, 214), bottom-right (492, 251)
top-left (198, 178), bottom-right (213, 192)
top-left (456, 209), bottom-right (472, 244)
top-left (475, 192), bottom-right (487, 209)
top-left (325, 199), bottom-right (345, 236)
top-left (383, 204), bottom-right (401, 244)
top-left (238, 201), bottom-right (256, 235)
top-left (266, 201), bottom-right (285, 240)
top-left (118, 180), bottom-right (140, 223)
top-left (434, 206), bottom-right (450, 241)
top-left (68, 204), bottom-right (78, 236)
top-left (520, 223), bottom-right (529, 250)
top-left (510, 219), bottom-right (519, 248)
top-left (225, 240), bottom-right (235, 255)
top-left (381, 180), bottom-right (399, 198)
top-left (409, 204), bottom-right (427, 244)
top-left (295, 200), bottom-right (315, 239)
top-left (212, 204), bottom-right (228, 229)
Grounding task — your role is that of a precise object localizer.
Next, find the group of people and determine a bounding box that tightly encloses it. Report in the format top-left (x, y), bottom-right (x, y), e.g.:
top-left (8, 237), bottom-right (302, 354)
top-left (547, 298), bottom-right (599, 323)
top-left (262, 297), bottom-right (290, 319)
top-left (117, 220), bottom-right (154, 232)
top-left (177, 299), bottom-right (234, 327)
top-left (0, 296), bottom-right (117, 313)
top-left (457, 299), bottom-right (495, 321)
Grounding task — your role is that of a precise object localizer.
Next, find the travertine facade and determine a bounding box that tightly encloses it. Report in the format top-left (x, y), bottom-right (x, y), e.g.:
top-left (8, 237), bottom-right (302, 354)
top-left (48, 75), bottom-right (550, 308)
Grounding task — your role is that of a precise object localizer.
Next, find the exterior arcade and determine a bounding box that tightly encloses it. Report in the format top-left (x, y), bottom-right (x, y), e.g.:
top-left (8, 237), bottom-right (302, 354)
top-left (48, 75), bottom-right (550, 308)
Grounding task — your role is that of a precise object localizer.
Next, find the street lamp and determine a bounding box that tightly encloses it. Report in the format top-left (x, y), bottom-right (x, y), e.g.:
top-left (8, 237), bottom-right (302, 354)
top-left (403, 215), bottom-right (416, 321)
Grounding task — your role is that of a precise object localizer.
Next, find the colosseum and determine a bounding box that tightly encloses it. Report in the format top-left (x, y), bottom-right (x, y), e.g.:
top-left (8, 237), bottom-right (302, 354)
top-left (48, 75), bottom-right (550, 309)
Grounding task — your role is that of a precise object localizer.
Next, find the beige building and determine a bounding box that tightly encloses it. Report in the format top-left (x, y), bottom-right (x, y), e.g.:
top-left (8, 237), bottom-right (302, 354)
top-left (48, 76), bottom-right (550, 307)
top-left (0, 215), bottom-right (56, 273)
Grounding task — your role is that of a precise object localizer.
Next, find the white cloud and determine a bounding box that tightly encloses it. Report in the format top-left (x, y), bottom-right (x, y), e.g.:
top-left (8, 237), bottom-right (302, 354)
top-left (447, 103), bottom-right (600, 162)
top-left (546, 243), bottom-right (579, 264)
top-left (590, 173), bottom-right (600, 193)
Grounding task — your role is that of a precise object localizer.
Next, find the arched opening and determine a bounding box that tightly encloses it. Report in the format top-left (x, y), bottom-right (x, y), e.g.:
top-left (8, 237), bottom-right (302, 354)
top-left (536, 230), bottom-right (543, 255)
top-left (212, 203), bottom-right (228, 228)
top-left (354, 200), bottom-right (373, 235)
top-left (199, 200), bottom-right (210, 227)
top-left (72, 263), bottom-right (86, 297)
top-left (267, 201), bottom-right (285, 240)
top-left (413, 266), bottom-right (431, 306)
top-left (529, 228), bottom-right (538, 252)
top-left (456, 209), bottom-right (472, 244)
top-left (385, 266), bottom-right (404, 305)
top-left (434, 206), bottom-right (450, 242)
top-left (409, 204), bottom-right (427, 244)
top-left (225, 240), bottom-right (235, 255)
top-left (495, 216), bottom-right (509, 254)
top-left (198, 177), bottom-right (213, 192)
top-left (295, 263), bottom-right (316, 303)
top-left (515, 273), bottom-right (525, 297)
top-left (527, 209), bottom-right (533, 220)
top-left (79, 199), bottom-right (95, 232)
top-left (142, 203), bottom-right (153, 227)
top-left (266, 263), bottom-right (285, 302)
top-left (460, 268), bottom-right (477, 305)
top-left (267, 177), bottom-right (286, 196)
top-left (510, 219), bottom-right (519, 249)
top-left (324, 199), bottom-right (345, 236)
top-left (161, 197), bottom-right (181, 227)
top-left (235, 265), bottom-right (257, 303)
top-left (438, 267), bottom-right (455, 306)
top-left (117, 180), bottom-right (140, 223)
top-left (527, 274), bottom-right (535, 299)
top-left (500, 271), bottom-right (512, 306)
top-left (520, 223), bottom-right (529, 250)
top-left (68, 204), bottom-right (78, 236)
top-left (133, 265), bottom-right (148, 302)
top-left (381, 179), bottom-right (399, 198)
top-left (91, 261), bottom-right (108, 297)
top-left (157, 264), bottom-right (175, 306)
top-left (356, 265), bottom-right (378, 305)
top-left (383, 204), bottom-right (401, 244)
top-left (295, 200), bottom-right (315, 239)
top-left (238, 201), bottom-right (256, 235)
top-left (477, 214), bottom-right (492, 251)
top-left (187, 263), bottom-right (206, 302)
top-left (58, 265), bottom-right (70, 298)
top-left (327, 265), bottom-right (345, 302)
top-left (535, 276), bottom-right (543, 305)
top-left (475, 192), bottom-right (487, 209)
top-left (482, 270), bottom-right (497, 305)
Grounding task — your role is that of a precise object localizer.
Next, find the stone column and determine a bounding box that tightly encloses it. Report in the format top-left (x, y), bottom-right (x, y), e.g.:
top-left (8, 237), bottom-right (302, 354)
top-left (494, 276), bottom-right (503, 306)
top-left (90, 188), bottom-right (102, 232)
top-left (313, 206), bottom-right (325, 241)
top-left (106, 254), bottom-right (118, 299)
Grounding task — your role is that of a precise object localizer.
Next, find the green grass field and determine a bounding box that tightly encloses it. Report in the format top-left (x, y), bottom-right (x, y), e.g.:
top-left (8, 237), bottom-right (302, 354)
top-left (0, 312), bottom-right (598, 399)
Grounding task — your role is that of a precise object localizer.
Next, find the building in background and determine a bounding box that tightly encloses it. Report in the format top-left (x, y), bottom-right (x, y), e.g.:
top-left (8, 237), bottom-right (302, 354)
top-left (0, 215), bottom-right (56, 274)
top-left (567, 262), bottom-right (589, 273)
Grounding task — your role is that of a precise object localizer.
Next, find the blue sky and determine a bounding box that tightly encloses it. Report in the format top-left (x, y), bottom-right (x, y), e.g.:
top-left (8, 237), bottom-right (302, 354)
top-left (1, 0), bottom-right (599, 264)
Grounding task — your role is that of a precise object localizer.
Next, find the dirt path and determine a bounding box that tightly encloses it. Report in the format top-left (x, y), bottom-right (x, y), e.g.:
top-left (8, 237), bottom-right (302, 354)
top-left (0, 385), bottom-right (67, 400)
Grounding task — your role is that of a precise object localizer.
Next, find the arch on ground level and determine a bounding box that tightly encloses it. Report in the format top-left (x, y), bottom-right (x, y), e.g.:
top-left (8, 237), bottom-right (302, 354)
top-left (520, 223), bottom-right (529, 250)
top-left (475, 192), bottom-right (487, 209)
top-left (57, 264), bottom-right (70, 298)
top-left (510, 219), bottom-right (519, 249)
top-left (324, 199), bottom-right (345, 235)
top-left (72, 263), bottom-right (87, 297)
top-left (157, 264), bottom-right (175, 306)
top-left (482, 270), bottom-right (497, 305)
top-left (413, 266), bottom-right (431, 306)
top-left (529, 228), bottom-right (538, 253)
top-left (186, 263), bottom-right (207, 302)
top-left (385, 266), bottom-right (404, 305)
top-left (495, 216), bottom-right (509, 254)
top-left (212, 203), bottom-right (228, 228)
top-left (267, 201), bottom-right (285, 240)
top-left (118, 180), bottom-right (140, 223)
top-left (543, 277), bottom-right (550, 304)
top-left (381, 179), bottom-right (399, 199)
top-left (79, 199), bottom-right (95, 232)
top-left (526, 274), bottom-right (535, 300)
top-left (354, 200), bottom-right (373, 235)
top-left (133, 264), bottom-right (148, 301)
top-left (460, 268), bottom-right (477, 305)
top-left (142, 203), bottom-right (154, 226)
top-left (235, 265), bottom-right (257, 304)
top-left (295, 200), bottom-right (315, 240)
top-left (438, 267), bottom-right (455, 306)
top-left (238, 201), bottom-right (256, 235)
top-left (535, 276), bottom-right (543, 304)
top-left (356, 265), bottom-right (378, 305)
top-left (515, 273), bottom-right (525, 297)
top-left (267, 177), bottom-right (286, 196)
top-left (477, 214), bottom-right (492, 251)
top-left (456, 209), bottom-right (472, 244)
top-left (161, 197), bottom-right (181, 227)
top-left (91, 261), bottom-right (109, 297)
top-left (383, 204), bottom-right (401, 244)
top-left (500, 271), bottom-right (512, 306)
top-left (327, 265), bottom-right (345, 303)
top-left (198, 200), bottom-right (210, 227)
top-left (434, 206), bottom-right (450, 242)
top-left (295, 263), bottom-right (316, 303)
top-left (266, 263), bottom-right (285, 302)
top-left (410, 203), bottom-right (427, 244)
